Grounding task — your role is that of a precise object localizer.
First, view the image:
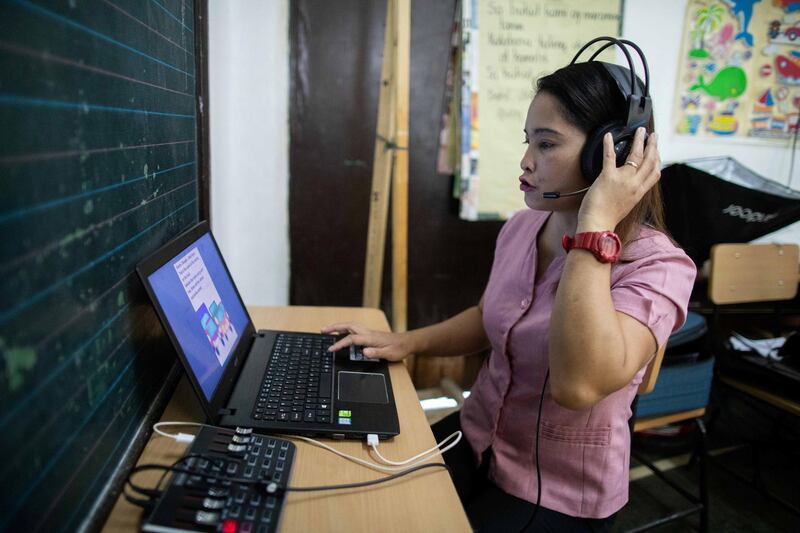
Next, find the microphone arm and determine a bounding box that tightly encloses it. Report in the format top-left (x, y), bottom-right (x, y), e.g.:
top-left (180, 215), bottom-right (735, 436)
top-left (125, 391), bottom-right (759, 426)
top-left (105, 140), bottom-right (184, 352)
top-left (542, 185), bottom-right (591, 199)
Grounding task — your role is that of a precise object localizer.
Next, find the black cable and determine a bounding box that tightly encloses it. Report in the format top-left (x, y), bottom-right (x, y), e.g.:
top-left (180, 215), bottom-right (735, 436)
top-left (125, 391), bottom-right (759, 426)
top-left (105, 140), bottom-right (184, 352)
top-left (128, 458), bottom-right (229, 511)
top-left (283, 463), bottom-right (451, 492)
top-left (123, 488), bottom-right (155, 510)
top-left (154, 453), bottom-right (226, 492)
top-left (127, 459), bottom-right (250, 500)
top-left (126, 474), bottom-right (161, 500)
top-left (126, 460), bottom-right (451, 498)
top-left (519, 369), bottom-right (550, 533)
top-left (126, 453), bottom-right (225, 502)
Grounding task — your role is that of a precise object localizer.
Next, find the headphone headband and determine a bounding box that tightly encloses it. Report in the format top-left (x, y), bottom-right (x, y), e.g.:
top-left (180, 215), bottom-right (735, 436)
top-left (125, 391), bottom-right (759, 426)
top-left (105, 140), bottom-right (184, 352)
top-left (569, 36), bottom-right (652, 134)
top-left (569, 37), bottom-right (653, 183)
top-left (570, 36), bottom-right (650, 110)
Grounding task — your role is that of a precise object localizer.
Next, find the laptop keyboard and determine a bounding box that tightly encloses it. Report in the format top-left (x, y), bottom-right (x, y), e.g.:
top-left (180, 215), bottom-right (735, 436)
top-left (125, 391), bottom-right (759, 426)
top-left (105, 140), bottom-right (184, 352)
top-left (252, 333), bottom-right (335, 424)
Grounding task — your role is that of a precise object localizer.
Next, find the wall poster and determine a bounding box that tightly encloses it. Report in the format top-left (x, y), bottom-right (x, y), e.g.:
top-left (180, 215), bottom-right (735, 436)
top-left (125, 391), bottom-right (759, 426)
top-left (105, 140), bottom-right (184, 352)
top-left (674, 0), bottom-right (800, 140)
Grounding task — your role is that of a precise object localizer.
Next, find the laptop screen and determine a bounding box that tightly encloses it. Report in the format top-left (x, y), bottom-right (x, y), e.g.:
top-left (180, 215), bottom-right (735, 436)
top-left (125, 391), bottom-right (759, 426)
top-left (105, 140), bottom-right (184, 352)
top-left (148, 232), bottom-right (250, 401)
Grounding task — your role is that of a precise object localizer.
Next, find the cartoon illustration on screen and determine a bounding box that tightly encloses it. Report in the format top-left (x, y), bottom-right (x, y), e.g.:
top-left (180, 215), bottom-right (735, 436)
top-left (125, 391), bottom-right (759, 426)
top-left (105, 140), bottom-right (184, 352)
top-left (197, 301), bottom-right (235, 360)
top-left (174, 247), bottom-right (239, 365)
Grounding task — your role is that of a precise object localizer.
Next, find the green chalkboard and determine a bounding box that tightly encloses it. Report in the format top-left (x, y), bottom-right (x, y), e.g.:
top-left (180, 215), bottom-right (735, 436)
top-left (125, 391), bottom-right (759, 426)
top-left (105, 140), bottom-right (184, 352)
top-left (0, 0), bottom-right (206, 530)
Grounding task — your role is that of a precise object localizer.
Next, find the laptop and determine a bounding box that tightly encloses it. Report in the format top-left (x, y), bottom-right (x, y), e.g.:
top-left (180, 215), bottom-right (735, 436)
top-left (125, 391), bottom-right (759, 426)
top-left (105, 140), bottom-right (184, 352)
top-left (137, 221), bottom-right (400, 440)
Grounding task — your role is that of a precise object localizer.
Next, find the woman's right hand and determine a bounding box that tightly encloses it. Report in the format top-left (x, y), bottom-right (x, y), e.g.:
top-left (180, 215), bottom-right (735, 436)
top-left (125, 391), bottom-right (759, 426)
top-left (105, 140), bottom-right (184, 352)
top-left (321, 322), bottom-right (416, 362)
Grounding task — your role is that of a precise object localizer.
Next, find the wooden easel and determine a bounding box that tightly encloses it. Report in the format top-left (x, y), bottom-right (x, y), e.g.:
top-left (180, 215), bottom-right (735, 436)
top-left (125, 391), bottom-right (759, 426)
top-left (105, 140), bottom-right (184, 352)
top-left (362, 0), bottom-right (410, 335)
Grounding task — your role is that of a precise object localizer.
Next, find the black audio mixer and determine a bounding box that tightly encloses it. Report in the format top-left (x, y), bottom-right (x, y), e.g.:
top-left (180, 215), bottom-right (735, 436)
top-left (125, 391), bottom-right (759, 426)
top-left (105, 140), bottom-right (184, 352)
top-left (142, 426), bottom-right (296, 533)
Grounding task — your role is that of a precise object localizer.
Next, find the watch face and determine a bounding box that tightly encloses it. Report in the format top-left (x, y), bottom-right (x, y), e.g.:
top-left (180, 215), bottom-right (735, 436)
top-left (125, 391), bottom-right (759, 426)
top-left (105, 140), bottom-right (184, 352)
top-left (599, 233), bottom-right (620, 254)
top-left (597, 232), bottom-right (621, 262)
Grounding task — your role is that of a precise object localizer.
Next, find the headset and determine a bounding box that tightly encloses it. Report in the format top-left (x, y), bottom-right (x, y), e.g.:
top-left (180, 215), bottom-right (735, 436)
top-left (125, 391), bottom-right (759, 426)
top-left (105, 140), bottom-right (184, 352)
top-left (542, 37), bottom-right (653, 199)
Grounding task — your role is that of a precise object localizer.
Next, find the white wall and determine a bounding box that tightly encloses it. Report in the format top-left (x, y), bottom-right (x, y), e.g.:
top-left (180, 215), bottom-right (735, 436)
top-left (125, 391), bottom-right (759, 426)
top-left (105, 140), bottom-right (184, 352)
top-left (208, 0), bottom-right (290, 305)
top-left (622, 0), bottom-right (799, 189)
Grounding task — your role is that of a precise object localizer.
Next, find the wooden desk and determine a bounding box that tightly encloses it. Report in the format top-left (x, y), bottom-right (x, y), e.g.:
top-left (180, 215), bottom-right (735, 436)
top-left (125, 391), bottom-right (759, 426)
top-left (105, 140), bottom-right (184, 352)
top-left (720, 375), bottom-right (800, 417)
top-left (103, 306), bottom-right (470, 532)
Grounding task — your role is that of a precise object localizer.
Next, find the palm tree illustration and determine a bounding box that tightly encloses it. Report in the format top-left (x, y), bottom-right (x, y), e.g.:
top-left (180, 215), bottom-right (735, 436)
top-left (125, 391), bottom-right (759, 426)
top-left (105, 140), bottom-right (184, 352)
top-left (690, 4), bottom-right (724, 58)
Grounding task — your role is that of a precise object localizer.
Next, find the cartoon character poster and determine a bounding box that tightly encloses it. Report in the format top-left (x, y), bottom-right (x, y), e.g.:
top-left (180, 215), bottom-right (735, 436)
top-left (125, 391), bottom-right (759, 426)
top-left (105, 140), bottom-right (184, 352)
top-left (174, 247), bottom-right (239, 366)
top-left (675, 0), bottom-right (800, 140)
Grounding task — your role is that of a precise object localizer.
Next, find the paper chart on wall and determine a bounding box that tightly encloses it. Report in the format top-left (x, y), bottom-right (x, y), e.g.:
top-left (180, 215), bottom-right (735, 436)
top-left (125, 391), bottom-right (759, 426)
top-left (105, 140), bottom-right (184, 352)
top-left (457, 0), bottom-right (623, 221)
top-left (674, 0), bottom-right (800, 141)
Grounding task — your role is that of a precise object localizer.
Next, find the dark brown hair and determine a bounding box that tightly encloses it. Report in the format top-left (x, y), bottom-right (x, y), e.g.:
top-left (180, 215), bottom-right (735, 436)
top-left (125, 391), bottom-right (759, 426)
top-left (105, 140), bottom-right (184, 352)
top-left (536, 62), bottom-right (669, 248)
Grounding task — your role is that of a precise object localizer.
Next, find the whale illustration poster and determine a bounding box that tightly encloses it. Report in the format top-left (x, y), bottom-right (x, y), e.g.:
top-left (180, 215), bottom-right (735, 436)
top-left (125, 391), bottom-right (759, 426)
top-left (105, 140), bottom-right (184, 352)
top-left (674, 0), bottom-right (800, 140)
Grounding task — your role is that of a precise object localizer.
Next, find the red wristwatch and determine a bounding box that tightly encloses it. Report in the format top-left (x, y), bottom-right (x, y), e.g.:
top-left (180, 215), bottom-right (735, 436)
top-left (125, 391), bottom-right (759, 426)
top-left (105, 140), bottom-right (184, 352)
top-left (562, 231), bottom-right (622, 263)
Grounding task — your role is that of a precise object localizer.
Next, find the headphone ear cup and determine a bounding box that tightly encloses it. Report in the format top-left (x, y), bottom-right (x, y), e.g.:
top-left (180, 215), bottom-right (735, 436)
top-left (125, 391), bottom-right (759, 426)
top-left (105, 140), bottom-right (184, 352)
top-left (580, 122), bottom-right (636, 182)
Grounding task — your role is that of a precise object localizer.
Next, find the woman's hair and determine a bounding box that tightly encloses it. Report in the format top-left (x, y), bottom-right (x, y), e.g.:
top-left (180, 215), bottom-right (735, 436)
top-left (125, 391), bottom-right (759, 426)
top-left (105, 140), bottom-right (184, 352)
top-left (536, 61), bottom-right (669, 248)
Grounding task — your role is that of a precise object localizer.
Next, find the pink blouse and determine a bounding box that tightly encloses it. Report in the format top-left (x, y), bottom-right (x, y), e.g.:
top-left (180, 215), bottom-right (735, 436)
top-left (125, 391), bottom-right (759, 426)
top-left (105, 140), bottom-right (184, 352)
top-left (460, 209), bottom-right (697, 518)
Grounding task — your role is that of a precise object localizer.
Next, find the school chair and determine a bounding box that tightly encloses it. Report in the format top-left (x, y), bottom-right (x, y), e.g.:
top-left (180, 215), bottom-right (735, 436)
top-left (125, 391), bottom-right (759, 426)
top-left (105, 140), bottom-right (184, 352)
top-left (627, 309), bottom-right (712, 533)
top-left (707, 243), bottom-right (800, 515)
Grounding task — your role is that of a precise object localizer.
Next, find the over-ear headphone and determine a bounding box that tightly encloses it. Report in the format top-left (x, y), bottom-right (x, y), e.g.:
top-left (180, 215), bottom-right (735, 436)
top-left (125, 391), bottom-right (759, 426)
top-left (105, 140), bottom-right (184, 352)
top-left (572, 37), bottom-right (652, 182)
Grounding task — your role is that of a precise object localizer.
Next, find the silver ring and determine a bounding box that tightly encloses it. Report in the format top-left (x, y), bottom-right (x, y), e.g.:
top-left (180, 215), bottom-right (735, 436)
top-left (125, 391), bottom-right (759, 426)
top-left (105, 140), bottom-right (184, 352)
top-left (624, 160), bottom-right (640, 169)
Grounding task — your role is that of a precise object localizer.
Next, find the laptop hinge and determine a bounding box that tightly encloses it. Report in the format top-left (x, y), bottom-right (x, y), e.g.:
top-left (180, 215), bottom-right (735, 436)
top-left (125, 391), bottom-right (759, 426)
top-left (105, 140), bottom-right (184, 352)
top-left (218, 408), bottom-right (236, 417)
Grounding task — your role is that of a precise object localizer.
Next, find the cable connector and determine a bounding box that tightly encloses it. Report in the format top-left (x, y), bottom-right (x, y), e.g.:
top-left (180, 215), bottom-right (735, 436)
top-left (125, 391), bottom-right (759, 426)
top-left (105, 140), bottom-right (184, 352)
top-left (153, 421), bottom-right (202, 442)
top-left (262, 481), bottom-right (286, 496)
top-left (175, 432), bottom-right (195, 443)
top-left (366, 434), bottom-right (379, 447)
top-left (369, 431), bottom-right (462, 467)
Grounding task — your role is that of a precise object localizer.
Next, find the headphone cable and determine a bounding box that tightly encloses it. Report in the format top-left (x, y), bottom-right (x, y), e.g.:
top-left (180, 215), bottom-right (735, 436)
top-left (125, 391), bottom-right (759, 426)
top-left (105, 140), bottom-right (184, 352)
top-left (519, 369), bottom-right (549, 532)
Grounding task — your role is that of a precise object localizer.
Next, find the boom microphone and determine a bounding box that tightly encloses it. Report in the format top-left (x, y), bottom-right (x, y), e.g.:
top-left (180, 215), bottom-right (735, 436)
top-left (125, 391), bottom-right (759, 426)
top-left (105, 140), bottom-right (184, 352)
top-left (542, 185), bottom-right (591, 199)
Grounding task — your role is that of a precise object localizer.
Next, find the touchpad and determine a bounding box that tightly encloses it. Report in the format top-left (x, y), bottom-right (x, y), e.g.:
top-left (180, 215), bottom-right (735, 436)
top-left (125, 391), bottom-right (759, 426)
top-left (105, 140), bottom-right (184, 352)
top-left (337, 371), bottom-right (389, 404)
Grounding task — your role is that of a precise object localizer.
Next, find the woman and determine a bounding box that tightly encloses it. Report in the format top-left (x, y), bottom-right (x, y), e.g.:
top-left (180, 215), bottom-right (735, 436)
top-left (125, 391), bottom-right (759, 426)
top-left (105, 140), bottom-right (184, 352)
top-left (323, 58), bottom-right (696, 531)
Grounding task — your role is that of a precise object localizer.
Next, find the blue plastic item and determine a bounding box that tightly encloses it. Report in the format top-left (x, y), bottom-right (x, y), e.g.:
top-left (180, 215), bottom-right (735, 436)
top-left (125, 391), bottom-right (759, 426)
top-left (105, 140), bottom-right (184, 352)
top-left (668, 312), bottom-right (707, 348)
top-left (636, 311), bottom-right (713, 418)
top-left (637, 357), bottom-right (714, 418)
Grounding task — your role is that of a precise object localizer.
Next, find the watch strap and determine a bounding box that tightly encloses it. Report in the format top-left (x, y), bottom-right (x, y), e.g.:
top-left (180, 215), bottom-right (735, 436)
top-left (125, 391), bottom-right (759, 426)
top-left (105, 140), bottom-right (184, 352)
top-left (562, 231), bottom-right (621, 263)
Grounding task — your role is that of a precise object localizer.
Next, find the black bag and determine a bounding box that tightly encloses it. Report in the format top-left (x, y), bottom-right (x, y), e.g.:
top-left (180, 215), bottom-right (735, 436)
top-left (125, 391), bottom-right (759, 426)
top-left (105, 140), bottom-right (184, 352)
top-left (660, 157), bottom-right (800, 266)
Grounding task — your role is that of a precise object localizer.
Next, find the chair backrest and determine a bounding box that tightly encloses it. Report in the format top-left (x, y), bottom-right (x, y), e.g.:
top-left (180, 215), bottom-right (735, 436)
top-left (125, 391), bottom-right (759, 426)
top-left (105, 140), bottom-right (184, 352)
top-left (638, 343), bottom-right (667, 395)
top-left (708, 243), bottom-right (799, 305)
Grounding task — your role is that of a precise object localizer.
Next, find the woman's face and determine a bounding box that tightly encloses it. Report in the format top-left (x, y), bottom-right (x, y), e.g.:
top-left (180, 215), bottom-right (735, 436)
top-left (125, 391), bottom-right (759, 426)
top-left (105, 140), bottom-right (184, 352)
top-left (519, 91), bottom-right (590, 211)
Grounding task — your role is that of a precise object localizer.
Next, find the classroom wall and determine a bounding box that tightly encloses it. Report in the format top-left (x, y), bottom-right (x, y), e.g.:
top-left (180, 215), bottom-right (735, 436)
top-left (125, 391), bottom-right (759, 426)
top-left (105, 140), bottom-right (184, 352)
top-left (288, 0), bottom-right (499, 389)
top-left (624, 0), bottom-right (798, 188)
top-left (205, 1), bottom-right (795, 377)
top-left (208, 0), bottom-right (797, 314)
top-left (208, 0), bottom-right (290, 306)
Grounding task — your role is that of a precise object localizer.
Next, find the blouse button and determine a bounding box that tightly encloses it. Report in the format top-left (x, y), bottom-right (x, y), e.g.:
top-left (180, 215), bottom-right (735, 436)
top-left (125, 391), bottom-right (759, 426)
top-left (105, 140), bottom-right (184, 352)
top-left (520, 298), bottom-right (529, 308)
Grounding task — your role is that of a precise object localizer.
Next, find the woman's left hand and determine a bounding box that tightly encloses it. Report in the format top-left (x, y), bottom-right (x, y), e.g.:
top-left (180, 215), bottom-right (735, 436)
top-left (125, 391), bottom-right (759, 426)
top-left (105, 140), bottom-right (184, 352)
top-left (577, 127), bottom-right (661, 232)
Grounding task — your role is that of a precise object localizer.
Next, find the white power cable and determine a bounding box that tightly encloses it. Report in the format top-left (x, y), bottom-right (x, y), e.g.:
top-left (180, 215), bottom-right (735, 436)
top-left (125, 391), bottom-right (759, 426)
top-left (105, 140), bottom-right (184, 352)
top-left (284, 432), bottom-right (461, 474)
top-left (368, 431), bottom-right (462, 466)
top-left (153, 421), bottom-right (202, 443)
top-left (152, 421), bottom-right (460, 476)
